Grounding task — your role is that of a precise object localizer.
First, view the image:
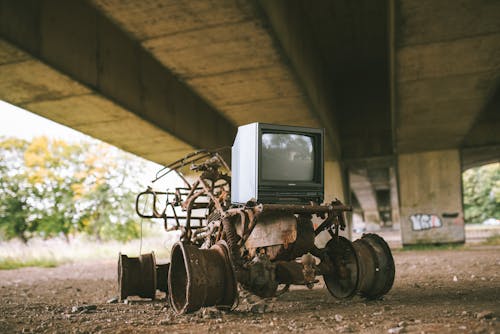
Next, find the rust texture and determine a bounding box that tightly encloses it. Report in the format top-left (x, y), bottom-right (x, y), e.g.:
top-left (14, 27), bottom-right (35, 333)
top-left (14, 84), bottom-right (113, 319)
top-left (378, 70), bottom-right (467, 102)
top-left (125, 150), bottom-right (395, 313)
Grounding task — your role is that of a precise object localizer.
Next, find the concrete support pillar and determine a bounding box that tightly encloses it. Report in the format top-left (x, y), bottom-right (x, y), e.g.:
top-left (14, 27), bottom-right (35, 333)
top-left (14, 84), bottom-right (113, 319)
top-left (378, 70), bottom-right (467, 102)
top-left (315, 160), bottom-right (350, 245)
top-left (398, 149), bottom-right (465, 245)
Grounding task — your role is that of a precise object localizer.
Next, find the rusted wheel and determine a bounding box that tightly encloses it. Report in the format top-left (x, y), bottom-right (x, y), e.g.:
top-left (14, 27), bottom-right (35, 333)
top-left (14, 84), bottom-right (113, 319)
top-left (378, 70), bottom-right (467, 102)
top-left (168, 241), bottom-right (237, 314)
top-left (118, 252), bottom-right (157, 301)
top-left (323, 236), bottom-right (359, 299)
top-left (352, 238), bottom-right (378, 296)
top-left (355, 233), bottom-right (395, 299)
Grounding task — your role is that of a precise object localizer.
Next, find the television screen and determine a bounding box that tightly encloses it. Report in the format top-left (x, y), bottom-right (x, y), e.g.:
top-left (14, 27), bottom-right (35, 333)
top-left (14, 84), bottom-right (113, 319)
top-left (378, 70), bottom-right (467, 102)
top-left (261, 133), bottom-right (315, 182)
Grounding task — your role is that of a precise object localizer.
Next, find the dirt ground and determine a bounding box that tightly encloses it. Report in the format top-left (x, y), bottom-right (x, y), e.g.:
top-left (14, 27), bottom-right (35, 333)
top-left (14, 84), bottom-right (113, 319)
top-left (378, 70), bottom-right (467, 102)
top-left (0, 245), bottom-right (499, 334)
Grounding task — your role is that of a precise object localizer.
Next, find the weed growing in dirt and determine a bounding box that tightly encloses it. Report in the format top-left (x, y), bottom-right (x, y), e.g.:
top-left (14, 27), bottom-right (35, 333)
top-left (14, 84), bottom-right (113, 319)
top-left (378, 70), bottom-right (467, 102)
top-left (482, 234), bottom-right (500, 246)
top-left (0, 230), bottom-right (179, 270)
top-left (0, 258), bottom-right (59, 270)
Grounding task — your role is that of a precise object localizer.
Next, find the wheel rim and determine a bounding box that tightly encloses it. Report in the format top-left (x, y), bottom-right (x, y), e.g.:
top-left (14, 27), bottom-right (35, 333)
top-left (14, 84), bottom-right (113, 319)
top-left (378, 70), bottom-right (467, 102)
top-left (323, 236), bottom-right (359, 299)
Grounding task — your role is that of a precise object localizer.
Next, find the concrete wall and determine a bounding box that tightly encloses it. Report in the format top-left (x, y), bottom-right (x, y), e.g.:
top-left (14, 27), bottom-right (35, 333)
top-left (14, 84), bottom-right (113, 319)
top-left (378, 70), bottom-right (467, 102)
top-left (398, 149), bottom-right (465, 245)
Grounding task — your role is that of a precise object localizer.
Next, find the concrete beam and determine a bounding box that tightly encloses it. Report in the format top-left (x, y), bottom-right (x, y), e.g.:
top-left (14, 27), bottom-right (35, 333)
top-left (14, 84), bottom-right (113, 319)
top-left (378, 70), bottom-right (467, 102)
top-left (0, 39), bottom-right (192, 163)
top-left (0, 0), bottom-right (235, 164)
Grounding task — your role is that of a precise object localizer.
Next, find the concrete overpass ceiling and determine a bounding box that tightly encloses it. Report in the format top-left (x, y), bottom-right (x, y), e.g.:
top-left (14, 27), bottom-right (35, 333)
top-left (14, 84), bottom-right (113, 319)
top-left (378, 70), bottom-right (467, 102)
top-left (395, 0), bottom-right (500, 153)
top-left (300, 0), bottom-right (392, 160)
top-left (0, 0), bottom-right (238, 165)
top-left (461, 80), bottom-right (500, 170)
top-left (91, 0), bottom-right (320, 128)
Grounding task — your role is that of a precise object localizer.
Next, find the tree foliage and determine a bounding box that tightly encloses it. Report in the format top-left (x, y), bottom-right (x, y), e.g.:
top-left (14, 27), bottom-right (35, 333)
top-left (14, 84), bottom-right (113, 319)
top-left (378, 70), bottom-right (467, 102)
top-left (0, 136), bottom-right (145, 242)
top-left (462, 162), bottom-right (500, 224)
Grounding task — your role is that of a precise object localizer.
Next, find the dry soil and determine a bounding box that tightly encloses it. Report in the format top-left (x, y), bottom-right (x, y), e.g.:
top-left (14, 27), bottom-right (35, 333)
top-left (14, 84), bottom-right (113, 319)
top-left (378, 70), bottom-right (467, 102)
top-left (0, 246), bottom-right (499, 334)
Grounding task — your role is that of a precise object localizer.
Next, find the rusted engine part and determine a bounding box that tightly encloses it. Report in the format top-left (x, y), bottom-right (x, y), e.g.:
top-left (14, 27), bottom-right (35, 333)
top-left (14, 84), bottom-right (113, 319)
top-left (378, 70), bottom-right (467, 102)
top-left (118, 252), bottom-right (165, 301)
top-left (353, 233), bottom-right (395, 299)
top-left (223, 201), bottom-right (352, 258)
top-left (220, 203), bottom-right (351, 298)
top-left (236, 213), bottom-right (317, 297)
top-left (168, 241), bottom-right (237, 314)
top-left (275, 253), bottom-right (318, 287)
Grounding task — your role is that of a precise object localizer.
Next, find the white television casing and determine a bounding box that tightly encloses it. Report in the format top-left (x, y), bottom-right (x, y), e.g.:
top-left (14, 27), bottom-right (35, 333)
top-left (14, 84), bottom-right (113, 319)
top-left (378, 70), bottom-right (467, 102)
top-left (231, 123), bottom-right (259, 204)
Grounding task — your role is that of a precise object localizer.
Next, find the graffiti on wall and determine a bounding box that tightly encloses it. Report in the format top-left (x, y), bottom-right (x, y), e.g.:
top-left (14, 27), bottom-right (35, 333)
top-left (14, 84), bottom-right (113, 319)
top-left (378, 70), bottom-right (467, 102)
top-left (410, 214), bottom-right (443, 231)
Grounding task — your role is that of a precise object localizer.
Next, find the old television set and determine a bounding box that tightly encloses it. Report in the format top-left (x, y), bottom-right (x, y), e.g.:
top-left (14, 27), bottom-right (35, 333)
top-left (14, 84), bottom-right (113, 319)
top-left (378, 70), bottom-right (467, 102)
top-left (231, 123), bottom-right (324, 204)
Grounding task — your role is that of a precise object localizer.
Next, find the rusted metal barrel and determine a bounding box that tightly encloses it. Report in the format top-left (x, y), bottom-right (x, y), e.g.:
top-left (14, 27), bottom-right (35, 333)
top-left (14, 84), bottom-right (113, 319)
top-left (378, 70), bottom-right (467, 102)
top-left (118, 252), bottom-right (156, 301)
top-left (168, 241), bottom-right (237, 314)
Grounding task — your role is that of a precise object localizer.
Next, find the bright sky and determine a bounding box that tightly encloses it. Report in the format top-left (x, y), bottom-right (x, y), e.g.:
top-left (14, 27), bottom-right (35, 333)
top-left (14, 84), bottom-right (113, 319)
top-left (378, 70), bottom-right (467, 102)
top-left (0, 100), bottom-right (90, 141)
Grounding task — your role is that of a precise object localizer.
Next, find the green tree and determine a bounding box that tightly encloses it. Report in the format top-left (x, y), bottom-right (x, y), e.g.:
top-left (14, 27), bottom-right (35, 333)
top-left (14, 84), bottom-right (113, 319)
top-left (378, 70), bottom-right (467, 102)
top-left (0, 136), bottom-right (146, 242)
top-left (0, 138), bottom-right (34, 241)
top-left (22, 137), bottom-right (86, 240)
top-left (75, 142), bottom-right (143, 241)
top-left (462, 163), bottom-right (500, 224)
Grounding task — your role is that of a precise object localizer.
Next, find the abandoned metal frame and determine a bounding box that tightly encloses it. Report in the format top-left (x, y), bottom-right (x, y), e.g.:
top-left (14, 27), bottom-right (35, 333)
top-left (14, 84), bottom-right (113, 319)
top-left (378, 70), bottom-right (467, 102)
top-left (137, 149), bottom-right (351, 246)
top-left (127, 149), bottom-right (395, 313)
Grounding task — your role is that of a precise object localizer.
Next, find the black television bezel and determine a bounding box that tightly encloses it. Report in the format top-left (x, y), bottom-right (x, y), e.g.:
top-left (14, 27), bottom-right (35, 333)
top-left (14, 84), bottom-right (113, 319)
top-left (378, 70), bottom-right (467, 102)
top-left (257, 123), bottom-right (324, 204)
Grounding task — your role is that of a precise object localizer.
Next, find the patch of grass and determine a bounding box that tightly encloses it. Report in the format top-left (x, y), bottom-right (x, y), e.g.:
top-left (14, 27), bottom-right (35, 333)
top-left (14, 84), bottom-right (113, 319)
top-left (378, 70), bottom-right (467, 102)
top-left (0, 257), bottom-right (61, 270)
top-left (398, 242), bottom-right (466, 251)
top-left (0, 233), bottom-right (177, 271)
top-left (482, 234), bottom-right (500, 246)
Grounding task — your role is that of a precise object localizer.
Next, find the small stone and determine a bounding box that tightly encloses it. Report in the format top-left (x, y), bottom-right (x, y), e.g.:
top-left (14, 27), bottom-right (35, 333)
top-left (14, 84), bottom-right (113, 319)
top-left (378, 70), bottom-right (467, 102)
top-left (461, 311), bottom-right (469, 316)
top-left (388, 327), bottom-right (405, 334)
top-left (398, 321), bottom-right (407, 327)
top-left (337, 325), bottom-right (352, 333)
top-left (106, 297), bottom-right (119, 304)
top-left (201, 308), bottom-right (222, 319)
top-left (250, 303), bottom-right (267, 314)
top-left (335, 314), bottom-right (343, 322)
top-left (458, 325), bottom-right (467, 330)
top-left (70, 305), bottom-right (97, 314)
top-left (453, 276), bottom-right (458, 282)
top-left (475, 310), bottom-right (494, 319)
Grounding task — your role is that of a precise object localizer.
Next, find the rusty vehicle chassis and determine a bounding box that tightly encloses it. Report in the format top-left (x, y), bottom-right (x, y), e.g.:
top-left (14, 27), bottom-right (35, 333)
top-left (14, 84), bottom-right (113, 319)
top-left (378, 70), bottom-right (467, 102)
top-left (122, 150), bottom-right (395, 314)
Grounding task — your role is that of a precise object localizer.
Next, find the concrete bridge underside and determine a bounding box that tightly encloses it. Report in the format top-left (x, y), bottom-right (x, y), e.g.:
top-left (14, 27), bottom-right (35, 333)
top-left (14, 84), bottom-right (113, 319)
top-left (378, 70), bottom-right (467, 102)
top-left (1, 0), bottom-right (499, 243)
